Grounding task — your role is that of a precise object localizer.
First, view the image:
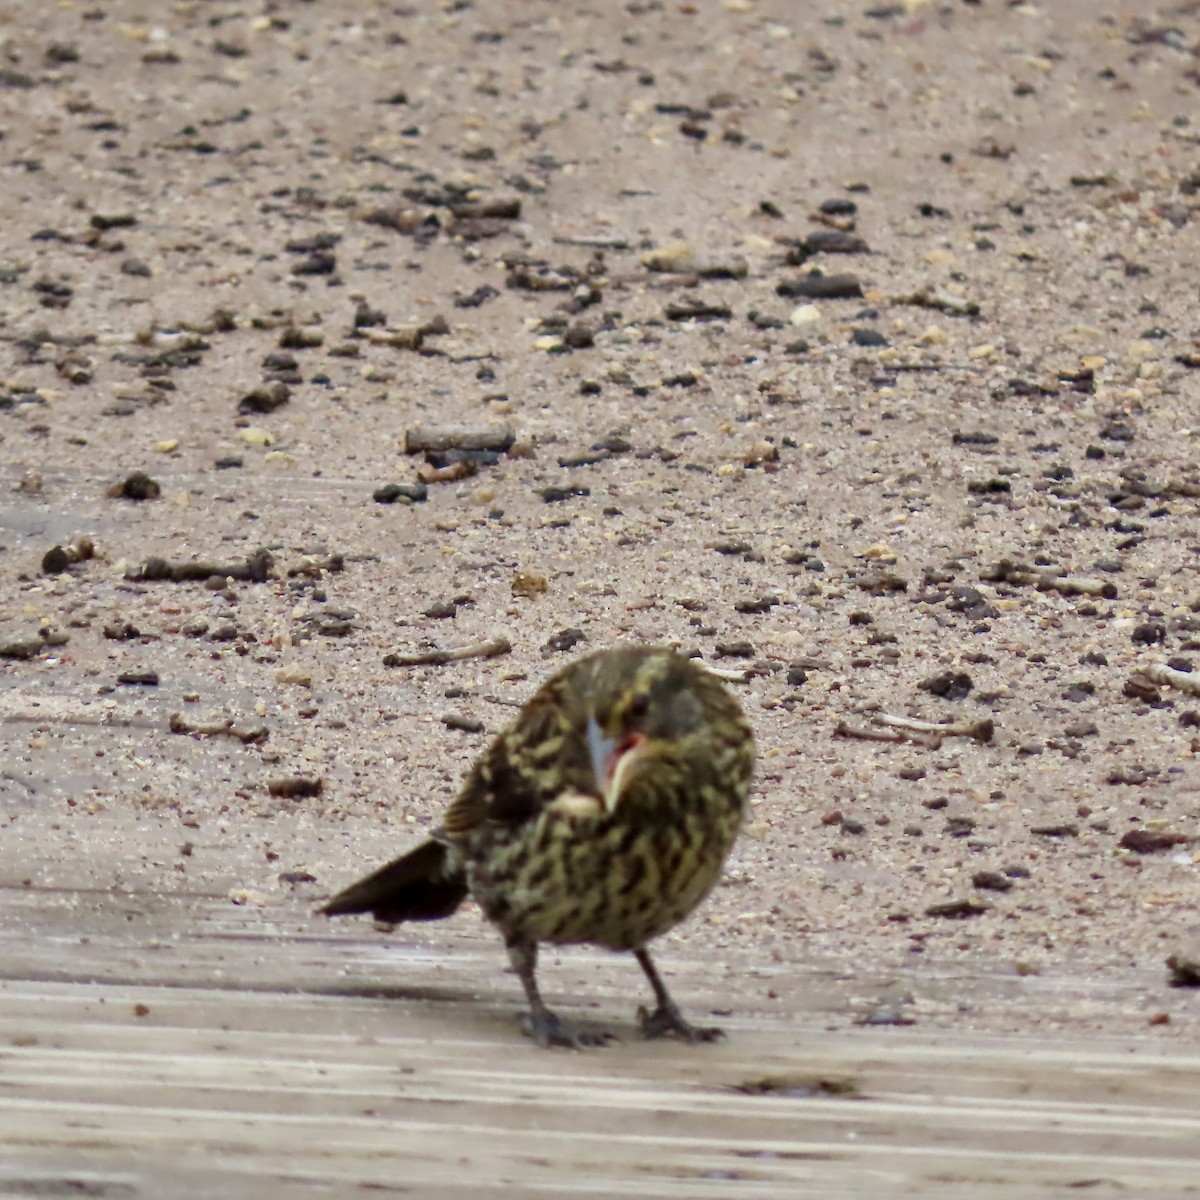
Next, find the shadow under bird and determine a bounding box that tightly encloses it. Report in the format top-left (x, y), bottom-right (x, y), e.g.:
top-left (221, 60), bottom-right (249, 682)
top-left (319, 645), bottom-right (756, 1047)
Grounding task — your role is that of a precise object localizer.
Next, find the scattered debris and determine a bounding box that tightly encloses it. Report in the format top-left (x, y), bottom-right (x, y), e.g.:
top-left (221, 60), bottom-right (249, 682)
top-left (383, 637), bottom-right (512, 668)
top-left (126, 550), bottom-right (274, 584)
top-left (268, 776), bottom-right (323, 799)
top-left (168, 714), bottom-right (269, 743)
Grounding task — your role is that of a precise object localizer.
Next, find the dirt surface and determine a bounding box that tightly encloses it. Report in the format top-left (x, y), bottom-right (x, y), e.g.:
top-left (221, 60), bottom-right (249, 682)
top-left (2, 0), bottom-right (1200, 1192)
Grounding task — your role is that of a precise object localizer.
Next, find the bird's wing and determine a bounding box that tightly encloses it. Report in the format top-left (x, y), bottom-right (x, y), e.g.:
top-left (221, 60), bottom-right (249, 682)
top-left (439, 686), bottom-right (585, 840)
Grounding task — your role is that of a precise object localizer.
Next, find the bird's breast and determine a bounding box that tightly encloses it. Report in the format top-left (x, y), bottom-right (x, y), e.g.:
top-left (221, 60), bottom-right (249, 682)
top-left (464, 790), bottom-right (743, 951)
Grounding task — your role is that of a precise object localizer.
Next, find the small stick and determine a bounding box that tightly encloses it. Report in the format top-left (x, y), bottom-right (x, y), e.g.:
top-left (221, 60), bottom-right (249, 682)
top-left (835, 720), bottom-right (941, 749)
top-left (169, 713), bottom-right (269, 744)
top-left (872, 713), bottom-right (995, 743)
top-left (704, 665), bottom-right (752, 683)
top-left (1036, 574), bottom-right (1117, 599)
top-left (383, 637), bottom-right (512, 668)
top-left (127, 550), bottom-right (274, 584)
top-left (982, 562), bottom-right (1117, 598)
top-left (404, 425), bottom-right (515, 454)
top-left (1142, 663), bottom-right (1200, 698)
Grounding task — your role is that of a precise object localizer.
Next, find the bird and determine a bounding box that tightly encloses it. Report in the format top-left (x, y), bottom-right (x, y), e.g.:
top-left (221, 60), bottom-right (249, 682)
top-left (319, 644), bottom-right (755, 1048)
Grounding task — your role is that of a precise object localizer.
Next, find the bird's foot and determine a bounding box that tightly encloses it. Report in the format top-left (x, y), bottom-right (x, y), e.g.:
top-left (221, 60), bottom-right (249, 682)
top-left (638, 1003), bottom-right (724, 1044)
top-left (521, 1009), bottom-right (617, 1050)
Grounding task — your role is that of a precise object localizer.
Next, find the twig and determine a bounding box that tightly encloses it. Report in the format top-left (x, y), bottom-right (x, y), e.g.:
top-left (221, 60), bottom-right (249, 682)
top-left (552, 235), bottom-right (630, 250)
top-left (1141, 663), bottom-right (1200, 698)
top-left (703, 665), bottom-right (752, 683)
top-left (1036, 574), bottom-right (1117, 599)
top-left (982, 560), bottom-right (1117, 598)
top-left (835, 720), bottom-right (941, 749)
top-left (127, 550), bottom-right (274, 584)
top-left (404, 425), bottom-right (514, 454)
top-left (383, 636), bottom-right (512, 668)
top-left (872, 713), bottom-right (994, 743)
top-left (169, 713), bottom-right (269, 743)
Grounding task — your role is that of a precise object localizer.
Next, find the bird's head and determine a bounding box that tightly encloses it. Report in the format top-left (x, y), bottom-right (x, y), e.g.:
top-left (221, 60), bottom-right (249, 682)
top-left (581, 649), bottom-right (717, 813)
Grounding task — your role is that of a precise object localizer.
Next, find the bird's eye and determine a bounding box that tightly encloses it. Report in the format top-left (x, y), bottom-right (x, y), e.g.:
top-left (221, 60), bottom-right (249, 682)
top-left (627, 693), bottom-right (650, 721)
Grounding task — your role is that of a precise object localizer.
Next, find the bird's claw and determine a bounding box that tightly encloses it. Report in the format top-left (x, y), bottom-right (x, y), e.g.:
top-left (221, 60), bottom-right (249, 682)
top-left (521, 1010), bottom-right (617, 1050)
top-left (638, 1004), bottom-right (724, 1043)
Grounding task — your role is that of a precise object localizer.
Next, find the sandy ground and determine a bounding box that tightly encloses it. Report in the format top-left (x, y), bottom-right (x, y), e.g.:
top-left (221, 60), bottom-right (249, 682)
top-left (2, 0), bottom-right (1200, 1192)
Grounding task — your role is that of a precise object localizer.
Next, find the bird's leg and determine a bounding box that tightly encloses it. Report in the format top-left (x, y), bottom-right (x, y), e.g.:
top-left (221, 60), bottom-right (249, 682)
top-left (634, 947), bottom-right (723, 1043)
top-left (507, 936), bottom-right (615, 1049)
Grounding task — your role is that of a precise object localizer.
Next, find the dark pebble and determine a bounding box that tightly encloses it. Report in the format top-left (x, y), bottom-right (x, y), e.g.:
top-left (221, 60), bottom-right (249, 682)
top-left (238, 382), bottom-right (291, 414)
top-left (818, 198), bottom-right (858, 216)
top-left (373, 482), bottom-right (428, 504)
top-left (946, 587), bottom-right (998, 619)
top-left (587, 434), bottom-right (628, 455)
top-left (1119, 828), bottom-right (1187, 853)
top-left (664, 299), bottom-right (733, 321)
top-left (925, 899), bottom-right (989, 919)
top-left (850, 327), bottom-right (888, 347)
top-left (1107, 765), bottom-right (1153, 785)
top-left (562, 323), bottom-right (595, 349)
top-left (441, 714), bottom-right (485, 734)
top-left (544, 627), bottom-right (587, 653)
top-left (268, 776), bottom-right (323, 799)
top-left (1132, 621), bottom-right (1166, 645)
top-left (919, 670), bottom-right (972, 700)
top-left (972, 871), bottom-right (1013, 892)
top-left (454, 284), bottom-right (500, 309)
top-left (735, 595), bottom-right (778, 614)
top-left (1167, 954), bottom-right (1200, 986)
top-left (748, 310), bottom-right (785, 330)
top-left (111, 471), bottom-right (161, 501)
top-left (536, 485), bottom-right (590, 502)
top-left (91, 212), bottom-right (137, 230)
top-left (557, 449), bottom-right (611, 468)
top-left (715, 641), bottom-right (755, 659)
top-left (117, 671), bottom-right (159, 686)
top-left (41, 546), bottom-right (70, 574)
top-left (786, 231), bottom-right (870, 262)
top-left (353, 302), bottom-right (387, 328)
top-left (262, 351), bottom-right (299, 377)
top-left (854, 569), bottom-right (907, 594)
top-left (291, 251), bottom-right (337, 276)
top-left (776, 272), bottom-right (863, 300)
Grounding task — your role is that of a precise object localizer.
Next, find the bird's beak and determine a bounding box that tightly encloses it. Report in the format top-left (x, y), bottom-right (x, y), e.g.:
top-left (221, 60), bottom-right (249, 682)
top-left (586, 716), bottom-right (646, 813)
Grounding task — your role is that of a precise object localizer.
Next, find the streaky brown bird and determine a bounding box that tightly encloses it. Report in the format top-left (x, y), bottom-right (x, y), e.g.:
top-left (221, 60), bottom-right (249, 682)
top-left (319, 644), bottom-right (755, 1047)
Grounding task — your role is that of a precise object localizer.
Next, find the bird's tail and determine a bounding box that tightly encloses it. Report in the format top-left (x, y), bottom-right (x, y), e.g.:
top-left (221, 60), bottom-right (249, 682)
top-left (318, 839), bottom-right (468, 923)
